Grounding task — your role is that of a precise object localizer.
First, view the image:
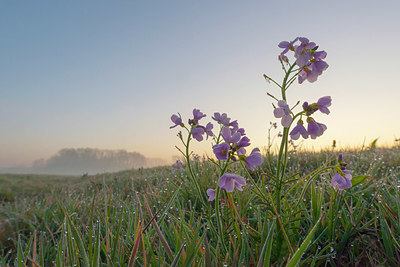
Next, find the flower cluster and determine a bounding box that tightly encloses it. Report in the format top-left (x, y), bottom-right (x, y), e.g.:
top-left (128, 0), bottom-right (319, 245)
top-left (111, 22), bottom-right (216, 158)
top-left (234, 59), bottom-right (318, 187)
top-left (278, 37), bottom-right (329, 84)
top-left (170, 110), bottom-right (264, 201)
top-left (170, 108), bottom-right (214, 142)
top-left (284, 96), bottom-right (332, 140)
top-left (331, 154), bottom-right (353, 190)
top-left (211, 113), bottom-right (263, 170)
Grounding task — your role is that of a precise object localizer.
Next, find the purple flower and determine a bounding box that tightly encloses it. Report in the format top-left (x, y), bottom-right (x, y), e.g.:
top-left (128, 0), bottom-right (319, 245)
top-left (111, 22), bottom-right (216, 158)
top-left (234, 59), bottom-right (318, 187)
top-left (311, 59), bottom-right (329, 75)
top-left (218, 173), bottom-right (246, 192)
top-left (221, 126), bottom-right (241, 144)
top-left (294, 38), bottom-right (316, 67)
top-left (302, 101), bottom-right (318, 115)
top-left (295, 40), bottom-right (328, 83)
top-left (207, 189), bottom-right (216, 201)
top-left (212, 112), bottom-right (230, 126)
top-left (298, 68), bottom-right (310, 84)
top-left (279, 38), bottom-right (297, 54)
top-left (307, 119), bottom-right (327, 139)
top-left (193, 109), bottom-right (206, 121)
top-left (170, 114), bottom-right (183, 129)
top-left (290, 121), bottom-right (308, 140)
top-left (301, 59), bottom-right (328, 84)
top-left (331, 172), bottom-right (352, 190)
top-left (237, 147), bottom-right (246, 155)
top-left (237, 136), bottom-right (251, 148)
top-left (213, 143), bottom-right (230, 160)
top-left (191, 127), bottom-right (205, 142)
top-left (237, 128), bottom-right (246, 135)
top-left (274, 100), bottom-right (292, 127)
top-left (244, 148), bottom-right (263, 170)
top-left (229, 120), bottom-right (239, 132)
top-left (205, 122), bottom-right (214, 139)
top-left (317, 96), bottom-right (332, 115)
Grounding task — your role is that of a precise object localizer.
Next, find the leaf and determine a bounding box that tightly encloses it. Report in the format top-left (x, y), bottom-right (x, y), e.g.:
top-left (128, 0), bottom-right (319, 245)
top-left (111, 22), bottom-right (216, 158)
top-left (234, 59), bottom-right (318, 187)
top-left (351, 175), bottom-right (370, 187)
top-left (171, 242), bottom-right (186, 267)
top-left (58, 201), bottom-right (90, 267)
top-left (286, 215), bottom-right (323, 267)
top-left (257, 220), bottom-right (275, 267)
top-left (128, 218), bottom-right (143, 267)
top-left (369, 138), bottom-right (379, 149)
top-left (203, 232), bottom-right (212, 267)
top-left (92, 221), bottom-right (101, 267)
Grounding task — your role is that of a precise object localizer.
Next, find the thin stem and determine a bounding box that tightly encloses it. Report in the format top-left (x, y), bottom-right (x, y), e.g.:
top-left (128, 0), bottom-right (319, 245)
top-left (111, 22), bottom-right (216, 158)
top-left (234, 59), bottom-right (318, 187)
top-left (184, 132), bottom-right (207, 207)
top-left (274, 62), bottom-right (297, 260)
top-left (214, 158), bottom-right (231, 253)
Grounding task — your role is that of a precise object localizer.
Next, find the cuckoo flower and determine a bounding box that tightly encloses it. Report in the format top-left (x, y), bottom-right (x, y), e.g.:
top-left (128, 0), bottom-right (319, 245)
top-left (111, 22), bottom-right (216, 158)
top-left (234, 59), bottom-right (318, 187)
top-left (221, 126), bottom-right (241, 144)
top-left (193, 108), bottom-right (206, 121)
top-left (317, 96), bottom-right (332, 114)
top-left (302, 101), bottom-right (318, 115)
top-left (295, 37), bottom-right (316, 67)
top-left (170, 114), bottom-right (183, 129)
top-left (206, 189), bottom-right (216, 201)
top-left (191, 127), bottom-right (205, 142)
top-left (205, 122), bottom-right (214, 139)
top-left (307, 118), bottom-right (327, 139)
top-left (274, 100), bottom-right (292, 127)
top-left (278, 37), bottom-right (298, 55)
top-left (229, 120), bottom-right (239, 132)
top-left (290, 120), bottom-right (308, 140)
top-left (237, 136), bottom-right (251, 148)
top-left (218, 173), bottom-right (247, 192)
top-left (244, 148), bottom-right (263, 170)
top-left (213, 143), bottom-right (230, 160)
top-left (331, 170), bottom-right (352, 190)
top-left (237, 128), bottom-right (246, 135)
top-left (212, 112), bottom-right (230, 126)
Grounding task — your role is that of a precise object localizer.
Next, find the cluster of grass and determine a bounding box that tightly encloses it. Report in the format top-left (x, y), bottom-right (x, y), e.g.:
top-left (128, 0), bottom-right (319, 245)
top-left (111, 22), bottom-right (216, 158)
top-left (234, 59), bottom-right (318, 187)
top-left (0, 145), bottom-right (399, 266)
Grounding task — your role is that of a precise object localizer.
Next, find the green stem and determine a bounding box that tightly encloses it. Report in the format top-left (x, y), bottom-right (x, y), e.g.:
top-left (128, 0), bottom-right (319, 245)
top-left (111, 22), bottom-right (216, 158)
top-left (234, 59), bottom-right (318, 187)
top-left (184, 131), bottom-right (207, 207)
top-left (214, 159), bottom-right (231, 253)
top-left (274, 62), bottom-right (296, 260)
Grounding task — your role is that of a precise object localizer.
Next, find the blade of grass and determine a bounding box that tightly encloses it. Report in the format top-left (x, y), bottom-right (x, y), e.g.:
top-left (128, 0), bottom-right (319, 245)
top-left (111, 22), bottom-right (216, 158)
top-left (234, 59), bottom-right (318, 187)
top-left (286, 214), bottom-right (323, 267)
top-left (171, 241), bottom-right (186, 267)
top-left (128, 217), bottom-right (143, 267)
top-left (110, 207), bottom-right (124, 263)
top-left (203, 231), bottom-right (212, 267)
top-left (92, 221), bottom-right (101, 267)
top-left (257, 219), bottom-right (275, 267)
top-left (143, 195), bottom-right (174, 260)
top-left (58, 202), bottom-right (90, 267)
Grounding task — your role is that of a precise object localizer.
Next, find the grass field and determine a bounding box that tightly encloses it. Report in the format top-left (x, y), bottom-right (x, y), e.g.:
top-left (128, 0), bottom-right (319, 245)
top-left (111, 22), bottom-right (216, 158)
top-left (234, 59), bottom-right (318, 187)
top-left (1, 145), bottom-right (399, 266)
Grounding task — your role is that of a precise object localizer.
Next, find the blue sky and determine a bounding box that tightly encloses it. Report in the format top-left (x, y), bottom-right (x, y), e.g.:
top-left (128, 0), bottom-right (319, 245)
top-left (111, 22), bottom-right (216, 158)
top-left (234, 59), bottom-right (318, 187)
top-left (1, 0), bottom-right (400, 168)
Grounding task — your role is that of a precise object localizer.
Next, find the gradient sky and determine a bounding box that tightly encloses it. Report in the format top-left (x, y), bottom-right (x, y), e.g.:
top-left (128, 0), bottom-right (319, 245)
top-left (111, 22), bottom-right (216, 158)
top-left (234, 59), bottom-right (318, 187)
top-left (1, 0), bottom-right (400, 168)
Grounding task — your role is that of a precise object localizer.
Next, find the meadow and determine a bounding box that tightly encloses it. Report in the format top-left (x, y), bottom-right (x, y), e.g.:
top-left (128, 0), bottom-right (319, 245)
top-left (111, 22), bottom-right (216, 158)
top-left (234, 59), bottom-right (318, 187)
top-left (2, 37), bottom-right (400, 266)
top-left (1, 144), bottom-right (399, 266)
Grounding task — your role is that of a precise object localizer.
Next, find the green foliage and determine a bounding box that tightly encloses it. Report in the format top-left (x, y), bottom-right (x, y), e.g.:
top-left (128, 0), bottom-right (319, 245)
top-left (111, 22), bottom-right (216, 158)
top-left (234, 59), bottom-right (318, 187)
top-left (0, 147), bottom-right (400, 265)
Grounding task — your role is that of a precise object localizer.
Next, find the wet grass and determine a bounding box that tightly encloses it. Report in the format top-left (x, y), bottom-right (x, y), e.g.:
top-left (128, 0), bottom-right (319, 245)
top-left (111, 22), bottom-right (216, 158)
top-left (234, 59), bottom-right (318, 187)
top-left (0, 146), bottom-right (399, 266)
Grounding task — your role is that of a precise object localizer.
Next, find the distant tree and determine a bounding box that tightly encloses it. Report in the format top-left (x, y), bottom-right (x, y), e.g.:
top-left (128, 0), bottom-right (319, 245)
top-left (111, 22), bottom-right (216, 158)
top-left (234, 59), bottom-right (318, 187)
top-left (32, 148), bottom-right (148, 175)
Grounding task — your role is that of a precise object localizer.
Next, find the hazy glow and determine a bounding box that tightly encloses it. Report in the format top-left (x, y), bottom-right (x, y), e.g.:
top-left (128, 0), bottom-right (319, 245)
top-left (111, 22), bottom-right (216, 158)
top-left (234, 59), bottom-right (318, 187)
top-left (1, 1), bottom-right (400, 169)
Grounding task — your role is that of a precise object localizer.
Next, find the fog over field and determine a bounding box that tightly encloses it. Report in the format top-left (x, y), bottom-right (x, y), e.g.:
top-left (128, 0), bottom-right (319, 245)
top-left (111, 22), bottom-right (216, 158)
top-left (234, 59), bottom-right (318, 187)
top-left (0, 148), bottom-right (167, 175)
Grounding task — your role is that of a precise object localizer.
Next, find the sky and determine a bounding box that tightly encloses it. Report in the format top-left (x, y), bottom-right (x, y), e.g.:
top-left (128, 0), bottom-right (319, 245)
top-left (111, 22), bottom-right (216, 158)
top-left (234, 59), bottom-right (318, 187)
top-left (1, 0), bottom-right (400, 169)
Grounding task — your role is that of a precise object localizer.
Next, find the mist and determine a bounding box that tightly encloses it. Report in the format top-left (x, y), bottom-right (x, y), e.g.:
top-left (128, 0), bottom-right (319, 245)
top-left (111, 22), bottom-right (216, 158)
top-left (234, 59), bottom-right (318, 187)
top-left (0, 148), bottom-right (167, 175)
